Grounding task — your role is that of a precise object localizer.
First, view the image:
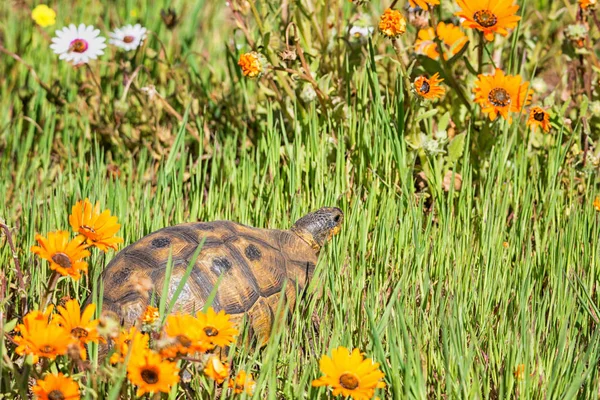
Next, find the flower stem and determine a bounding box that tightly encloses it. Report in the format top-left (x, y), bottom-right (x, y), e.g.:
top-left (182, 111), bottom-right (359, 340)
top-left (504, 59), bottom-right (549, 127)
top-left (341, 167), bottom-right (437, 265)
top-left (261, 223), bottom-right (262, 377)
top-left (477, 33), bottom-right (485, 74)
top-left (41, 271), bottom-right (60, 309)
top-left (0, 222), bottom-right (27, 314)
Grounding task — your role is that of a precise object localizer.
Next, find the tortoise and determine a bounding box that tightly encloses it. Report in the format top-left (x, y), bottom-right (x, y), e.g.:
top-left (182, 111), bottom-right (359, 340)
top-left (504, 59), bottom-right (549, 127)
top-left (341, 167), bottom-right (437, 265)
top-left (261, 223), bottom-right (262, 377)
top-left (100, 207), bottom-right (343, 343)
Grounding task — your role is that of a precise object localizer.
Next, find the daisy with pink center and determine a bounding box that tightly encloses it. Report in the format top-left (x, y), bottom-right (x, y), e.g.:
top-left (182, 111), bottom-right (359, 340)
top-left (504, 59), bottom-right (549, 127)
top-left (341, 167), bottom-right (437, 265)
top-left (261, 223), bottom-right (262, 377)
top-left (50, 24), bottom-right (106, 65)
top-left (109, 24), bottom-right (147, 51)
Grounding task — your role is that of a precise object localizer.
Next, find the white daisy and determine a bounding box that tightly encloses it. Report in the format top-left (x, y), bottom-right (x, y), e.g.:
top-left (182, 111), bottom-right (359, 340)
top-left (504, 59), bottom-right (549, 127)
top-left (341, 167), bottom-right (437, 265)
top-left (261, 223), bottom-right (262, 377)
top-left (109, 24), bottom-right (147, 51)
top-left (349, 25), bottom-right (373, 38)
top-left (50, 24), bottom-right (106, 65)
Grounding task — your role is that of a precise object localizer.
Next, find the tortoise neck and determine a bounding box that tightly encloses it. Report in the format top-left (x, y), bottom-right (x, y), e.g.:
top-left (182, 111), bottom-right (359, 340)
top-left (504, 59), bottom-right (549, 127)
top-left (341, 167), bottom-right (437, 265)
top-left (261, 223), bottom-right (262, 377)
top-left (290, 226), bottom-right (321, 252)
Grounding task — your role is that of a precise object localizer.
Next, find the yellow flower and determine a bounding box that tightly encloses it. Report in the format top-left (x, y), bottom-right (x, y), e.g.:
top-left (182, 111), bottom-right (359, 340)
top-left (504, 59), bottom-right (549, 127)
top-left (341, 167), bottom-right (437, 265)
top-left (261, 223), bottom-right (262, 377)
top-left (408, 0), bottom-right (439, 10)
top-left (14, 308), bottom-right (74, 364)
top-left (32, 373), bottom-right (80, 400)
top-left (141, 305), bottom-right (160, 325)
top-left (514, 364), bottom-right (525, 381)
top-left (593, 197), bottom-right (600, 211)
top-left (527, 107), bottom-right (551, 133)
top-left (53, 299), bottom-right (103, 360)
top-left (161, 313), bottom-right (212, 357)
top-left (204, 356), bottom-right (230, 384)
top-left (228, 371), bottom-right (256, 395)
top-left (127, 348), bottom-right (180, 397)
top-left (110, 327), bottom-right (149, 364)
top-left (414, 73), bottom-right (445, 100)
top-left (196, 307), bottom-right (239, 348)
top-left (312, 347), bottom-right (386, 400)
top-left (238, 52), bottom-right (267, 78)
top-left (378, 9), bottom-right (406, 38)
top-left (31, 5), bottom-right (56, 28)
top-left (69, 199), bottom-right (123, 252)
top-left (455, 0), bottom-right (521, 42)
top-left (473, 68), bottom-right (531, 121)
top-left (31, 231), bottom-right (90, 279)
top-left (580, 0), bottom-right (597, 9)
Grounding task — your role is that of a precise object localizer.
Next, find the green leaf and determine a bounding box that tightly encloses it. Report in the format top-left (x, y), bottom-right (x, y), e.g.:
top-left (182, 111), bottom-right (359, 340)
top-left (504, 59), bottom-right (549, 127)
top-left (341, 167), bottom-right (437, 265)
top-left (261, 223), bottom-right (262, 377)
top-left (447, 132), bottom-right (466, 164)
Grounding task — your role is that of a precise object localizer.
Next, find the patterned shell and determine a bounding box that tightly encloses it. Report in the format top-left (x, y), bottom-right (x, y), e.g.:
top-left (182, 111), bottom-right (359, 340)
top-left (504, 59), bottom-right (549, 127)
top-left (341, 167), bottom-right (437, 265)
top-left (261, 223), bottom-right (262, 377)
top-left (101, 220), bottom-right (318, 342)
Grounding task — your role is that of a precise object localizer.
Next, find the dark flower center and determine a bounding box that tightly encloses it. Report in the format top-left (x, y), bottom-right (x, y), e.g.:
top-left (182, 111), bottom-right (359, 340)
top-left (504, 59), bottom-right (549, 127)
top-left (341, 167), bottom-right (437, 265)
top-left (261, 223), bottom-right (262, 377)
top-left (48, 390), bottom-right (65, 400)
top-left (177, 334), bottom-right (192, 348)
top-left (488, 88), bottom-right (511, 107)
top-left (534, 111), bottom-right (545, 121)
top-left (69, 39), bottom-right (89, 53)
top-left (473, 10), bottom-right (498, 28)
top-left (420, 81), bottom-right (431, 94)
top-left (141, 367), bottom-right (159, 384)
top-left (41, 345), bottom-right (55, 354)
top-left (123, 35), bottom-right (135, 43)
top-left (71, 327), bottom-right (89, 338)
top-left (339, 373), bottom-right (359, 390)
top-left (204, 326), bottom-right (219, 337)
top-left (51, 252), bottom-right (72, 268)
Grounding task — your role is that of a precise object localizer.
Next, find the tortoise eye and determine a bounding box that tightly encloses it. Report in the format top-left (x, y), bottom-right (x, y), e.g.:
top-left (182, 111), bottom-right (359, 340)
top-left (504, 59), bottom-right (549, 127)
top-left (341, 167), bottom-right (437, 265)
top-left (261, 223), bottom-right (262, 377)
top-left (334, 215), bottom-right (341, 223)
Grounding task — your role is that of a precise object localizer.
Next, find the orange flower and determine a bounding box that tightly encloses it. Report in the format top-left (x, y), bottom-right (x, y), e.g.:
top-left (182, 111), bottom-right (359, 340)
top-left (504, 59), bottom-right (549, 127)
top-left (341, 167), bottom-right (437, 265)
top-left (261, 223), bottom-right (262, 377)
top-left (408, 0), bottom-right (439, 10)
top-left (473, 68), bottom-right (531, 121)
top-left (141, 305), bottom-right (160, 325)
top-left (455, 0), bottom-right (521, 41)
top-left (69, 199), bottom-right (123, 252)
top-left (161, 313), bottom-right (212, 357)
top-left (238, 52), bottom-right (267, 78)
top-left (415, 22), bottom-right (468, 60)
top-left (593, 197), bottom-right (600, 211)
top-left (31, 231), bottom-right (90, 279)
top-left (14, 307), bottom-right (74, 364)
top-left (110, 327), bottom-right (149, 364)
top-left (127, 348), bottom-right (180, 397)
top-left (228, 371), bottom-right (256, 395)
top-left (414, 73), bottom-right (445, 100)
top-left (378, 9), bottom-right (406, 38)
top-left (32, 373), bottom-right (80, 400)
top-left (580, 0), bottom-right (597, 9)
top-left (204, 356), bottom-right (230, 384)
top-left (53, 299), bottom-right (103, 360)
top-left (196, 307), bottom-right (239, 348)
top-left (527, 107), bottom-right (551, 133)
top-left (514, 364), bottom-right (525, 381)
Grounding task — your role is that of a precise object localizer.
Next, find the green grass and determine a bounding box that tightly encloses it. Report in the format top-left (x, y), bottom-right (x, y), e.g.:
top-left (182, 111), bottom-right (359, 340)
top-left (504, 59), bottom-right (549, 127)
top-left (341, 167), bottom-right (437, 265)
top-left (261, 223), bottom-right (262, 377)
top-left (2, 0), bottom-right (600, 399)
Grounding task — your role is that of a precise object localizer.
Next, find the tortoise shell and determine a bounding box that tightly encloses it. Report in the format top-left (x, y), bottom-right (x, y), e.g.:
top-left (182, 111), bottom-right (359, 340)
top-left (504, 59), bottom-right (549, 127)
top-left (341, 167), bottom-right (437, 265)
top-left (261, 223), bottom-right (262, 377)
top-left (100, 220), bottom-right (318, 342)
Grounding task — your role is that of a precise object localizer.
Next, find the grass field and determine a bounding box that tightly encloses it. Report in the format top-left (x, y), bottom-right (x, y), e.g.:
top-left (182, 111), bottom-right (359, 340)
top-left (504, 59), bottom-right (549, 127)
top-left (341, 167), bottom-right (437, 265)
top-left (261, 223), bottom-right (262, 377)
top-left (1, 0), bottom-right (600, 398)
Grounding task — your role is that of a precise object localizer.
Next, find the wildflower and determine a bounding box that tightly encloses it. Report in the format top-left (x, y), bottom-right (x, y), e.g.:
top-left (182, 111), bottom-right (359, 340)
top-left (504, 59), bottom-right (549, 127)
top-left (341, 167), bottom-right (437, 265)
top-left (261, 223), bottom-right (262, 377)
top-left (14, 308), bottom-right (74, 363)
top-left (196, 307), bottom-right (239, 348)
top-left (312, 347), bottom-right (385, 400)
top-left (408, 0), bottom-right (440, 10)
top-left (503, 241), bottom-right (509, 248)
top-left (455, 0), bottom-right (521, 42)
top-left (238, 51), bottom-right (268, 78)
top-left (53, 299), bottom-right (102, 360)
top-left (127, 349), bottom-right (180, 396)
top-left (414, 73), bottom-right (445, 100)
top-left (50, 24), bottom-right (106, 65)
top-left (415, 22), bottom-right (468, 60)
top-left (349, 25), bottom-right (374, 40)
top-left (110, 327), bottom-right (149, 364)
top-left (109, 24), bottom-right (147, 51)
top-left (565, 23), bottom-right (589, 49)
top-left (141, 305), bottom-right (160, 325)
top-left (378, 9), bottom-right (406, 38)
top-left (514, 364), bottom-right (525, 381)
top-left (580, 0), bottom-right (597, 9)
top-left (161, 313), bottom-right (212, 357)
top-left (69, 199), bottom-right (123, 252)
top-left (228, 371), bottom-right (256, 395)
top-left (31, 5), bottom-right (56, 28)
top-left (473, 68), bottom-right (531, 121)
top-left (527, 107), bottom-right (551, 133)
top-left (204, 356), bottom-right (230, 384)
top-left (160, 8), bottom-right (179, 29)
top-left (31, 231), bottom-right (90, 279)
top-left (593, 197), bottom-right (600, 212)
top-left (32, 373), bottom-right (80, 400)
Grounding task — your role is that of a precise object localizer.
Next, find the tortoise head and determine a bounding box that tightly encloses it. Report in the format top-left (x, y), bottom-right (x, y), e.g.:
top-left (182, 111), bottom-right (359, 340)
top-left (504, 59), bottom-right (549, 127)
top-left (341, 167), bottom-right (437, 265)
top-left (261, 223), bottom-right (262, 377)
top-left (290, 207), bottom-right (344, 251)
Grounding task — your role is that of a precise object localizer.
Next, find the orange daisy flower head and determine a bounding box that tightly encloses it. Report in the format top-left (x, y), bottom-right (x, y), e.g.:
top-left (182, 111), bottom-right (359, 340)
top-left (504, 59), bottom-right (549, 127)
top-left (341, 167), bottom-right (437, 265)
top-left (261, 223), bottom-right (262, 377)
top-left (408, 0), bottom-right (439, 10)
top-left (141, 305), bottom-right (160, 331)
top-left (161, 313), bottom-right (212, 357)
top-left (455, 0), bottom-right (521, 42)
top-left (53, 299), bottom-right (103, 360)
top-left (109, 326), bottom-right (149, 364)
top-left (196, 307), bottom-right (239, 348)
top-left (414, 73), bottom-right (445, 100)
top-left (580, 0), bottom-right (597, 9)
top-left (238, 51), bottom-right (268, 78)
top-left (127, 348), bottom-right (180, 397)
top-left (416, 22), bottom-right (468, 60)
top-left (473, 68), bottom-right (531, 121)
top-left (69, 199), bottom-right (123, 252)
top-left (378, 9), bottom-right (406, 38)
top-left (312, 347), bottom-right (386, 400)
top-left (594, 197), bottom-right (600, 211)
top-left (32, 373), bottom-right (80, 400)
top-left (527, 107), bottom-right (551, 133)
top-left (204, 355), bottom-right (230, 384)
top-left (31, 231), bottom-right (90, 279)
top-left (14, 308), bottom-right (74, 364)
top-left (228, 371), bottom-right (256, 395)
